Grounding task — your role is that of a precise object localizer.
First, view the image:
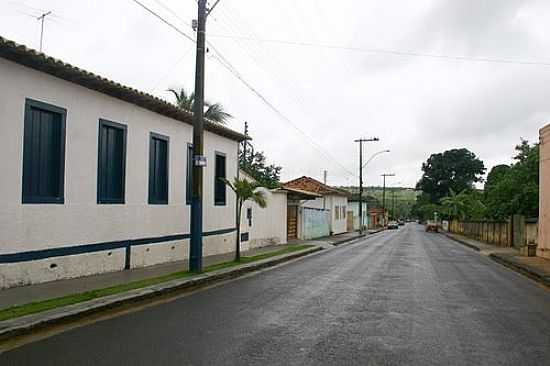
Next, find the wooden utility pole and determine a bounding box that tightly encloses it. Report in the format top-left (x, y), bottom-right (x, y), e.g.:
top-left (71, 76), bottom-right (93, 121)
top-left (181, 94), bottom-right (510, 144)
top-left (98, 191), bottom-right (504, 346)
top-left (355, 138), bottom-right (379, 233)
top-left (189, 0), bottom-right (222, 272)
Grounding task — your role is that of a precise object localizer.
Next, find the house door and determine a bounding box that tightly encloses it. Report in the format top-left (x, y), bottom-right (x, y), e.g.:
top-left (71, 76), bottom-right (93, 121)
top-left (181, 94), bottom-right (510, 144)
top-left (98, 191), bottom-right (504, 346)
top-left (287, 206), bottom-right (298, 240)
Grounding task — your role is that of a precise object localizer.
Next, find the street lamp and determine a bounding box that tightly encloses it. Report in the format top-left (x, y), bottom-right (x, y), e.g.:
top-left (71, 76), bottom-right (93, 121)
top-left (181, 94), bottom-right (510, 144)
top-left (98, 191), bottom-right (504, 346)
top-left (359, 149), bottom-right (389, 230)
top-left (362, 149), bottom-right (390, 170)
top-left (354, 138), bottom-right (379, 234)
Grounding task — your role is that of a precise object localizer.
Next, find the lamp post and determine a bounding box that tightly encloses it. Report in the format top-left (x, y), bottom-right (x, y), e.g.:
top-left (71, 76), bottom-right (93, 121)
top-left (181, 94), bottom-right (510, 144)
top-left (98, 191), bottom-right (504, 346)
top-left (354, 138), bottom-right (380, 234)
top-left (361, 149), bottom-right (390, 230)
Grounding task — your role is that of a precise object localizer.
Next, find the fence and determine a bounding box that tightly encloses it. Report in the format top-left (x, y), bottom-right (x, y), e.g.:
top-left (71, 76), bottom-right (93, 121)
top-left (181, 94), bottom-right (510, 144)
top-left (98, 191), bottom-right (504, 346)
top-left (449, 216), bottom-right (539, 249)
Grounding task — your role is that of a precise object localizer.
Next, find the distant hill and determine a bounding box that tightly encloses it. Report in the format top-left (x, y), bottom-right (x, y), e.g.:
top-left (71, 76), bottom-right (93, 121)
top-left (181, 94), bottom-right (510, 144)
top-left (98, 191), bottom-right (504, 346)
top-left (339, 186), bottom-right (420, 219)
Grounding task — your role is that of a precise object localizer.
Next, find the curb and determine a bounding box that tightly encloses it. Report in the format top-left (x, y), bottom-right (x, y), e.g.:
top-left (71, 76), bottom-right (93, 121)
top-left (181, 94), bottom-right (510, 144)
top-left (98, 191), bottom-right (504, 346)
top-left (444, 233), bottom-right (481, 251)
top-left (0, 246), bottom-right (322, 341)
top-left (444, 233), bottom-right (550, 289)
top-left (489, 253), bottom-right (550, 289)
top-left (332, 234), bottom-right (366, 246)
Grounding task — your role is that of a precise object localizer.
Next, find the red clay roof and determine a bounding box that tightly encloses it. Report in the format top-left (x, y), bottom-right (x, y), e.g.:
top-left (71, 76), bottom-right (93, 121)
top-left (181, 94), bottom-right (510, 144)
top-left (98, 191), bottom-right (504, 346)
top-left (282, 176), bottom-right (350, 197)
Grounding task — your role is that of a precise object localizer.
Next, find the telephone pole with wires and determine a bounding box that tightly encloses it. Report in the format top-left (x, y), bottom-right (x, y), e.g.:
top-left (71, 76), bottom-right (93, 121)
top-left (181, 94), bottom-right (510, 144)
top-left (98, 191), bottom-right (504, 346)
top-left (37, 11), bottom-right (51, 52)
top-left (354, 137), bottom-right (379, 234)
top-left (189, 0), bottom-right (222, 273)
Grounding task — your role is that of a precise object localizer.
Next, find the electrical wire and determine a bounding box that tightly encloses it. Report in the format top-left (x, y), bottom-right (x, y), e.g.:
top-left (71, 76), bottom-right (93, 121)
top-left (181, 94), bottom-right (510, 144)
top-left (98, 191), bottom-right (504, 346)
top-left (206, 34), bottom-right (550, 67)
top-left (129, 0), bottom-right (359, 178)
top-left (130, 0), bottom-right (195, 43)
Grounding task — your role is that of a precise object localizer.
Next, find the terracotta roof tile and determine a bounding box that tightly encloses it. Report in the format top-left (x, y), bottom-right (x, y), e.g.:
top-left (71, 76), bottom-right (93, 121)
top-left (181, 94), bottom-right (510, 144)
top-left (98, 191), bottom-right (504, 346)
top-left (282, 176), bottom-right (350, 197)
top-left (0, 36), bottom-right (245, 142)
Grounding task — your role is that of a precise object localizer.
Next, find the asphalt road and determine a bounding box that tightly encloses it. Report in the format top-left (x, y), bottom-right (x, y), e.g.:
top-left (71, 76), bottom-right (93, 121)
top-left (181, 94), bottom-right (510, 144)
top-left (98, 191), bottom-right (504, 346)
top-left (2, 224), bottom-right (550, 366)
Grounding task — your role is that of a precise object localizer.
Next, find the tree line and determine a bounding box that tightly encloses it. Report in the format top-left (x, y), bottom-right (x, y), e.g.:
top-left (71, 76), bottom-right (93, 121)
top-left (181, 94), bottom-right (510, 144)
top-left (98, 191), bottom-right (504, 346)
top-left (412, 140), bottom-right (539, 222)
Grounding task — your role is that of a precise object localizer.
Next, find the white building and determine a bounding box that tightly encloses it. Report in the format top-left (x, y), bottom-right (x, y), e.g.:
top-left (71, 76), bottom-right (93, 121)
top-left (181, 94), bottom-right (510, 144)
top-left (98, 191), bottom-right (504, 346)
top-left (0, 36), bottom-right (246, 289)
top-left (348, 200), bottom-right (368, 231)
top-left (239, 170), bottom-right (288, 250)
top-left (283, 176), bottom-right (350, 239)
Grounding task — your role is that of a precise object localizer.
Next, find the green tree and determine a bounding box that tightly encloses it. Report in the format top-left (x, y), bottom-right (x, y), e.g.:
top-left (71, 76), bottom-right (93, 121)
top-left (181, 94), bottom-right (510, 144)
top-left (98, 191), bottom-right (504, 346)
top-left (440, 188), bottom-right (468, 219)
top-left (416, 148), bottom-right (486, 203)
top-left (168, 88), bottom-right (232, 124)
top-left (485, 140), bottom-right (539, 219)
top-left (222, 177), bottom-right (267, 261)
top-left (240, 149), bottom-right (282, 189)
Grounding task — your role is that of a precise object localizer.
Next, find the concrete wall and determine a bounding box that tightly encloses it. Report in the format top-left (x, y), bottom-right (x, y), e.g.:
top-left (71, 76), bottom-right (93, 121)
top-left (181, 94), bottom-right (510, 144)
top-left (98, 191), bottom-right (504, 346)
top-left (240, 189), bottom-right (287, 251)
top-left (301, 207), bottom-right (330, 240)
top-left (300, 195), bottom-right (348, 235)
top-left (449, 220), bottom-right (511, 247)
top-left (539, 124), bottom-right (550, 259)
top-left (0, 58), bottom-right (239, 288)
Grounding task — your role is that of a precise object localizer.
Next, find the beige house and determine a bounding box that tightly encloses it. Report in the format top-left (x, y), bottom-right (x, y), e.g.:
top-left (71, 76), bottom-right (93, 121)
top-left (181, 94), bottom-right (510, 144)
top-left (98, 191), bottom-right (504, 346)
top-left (283, 176), bottom-right (350, 240)
top-left (538, 123), bottom-right (550, 259)
top-left (0, 36), bottom-right (245, 288)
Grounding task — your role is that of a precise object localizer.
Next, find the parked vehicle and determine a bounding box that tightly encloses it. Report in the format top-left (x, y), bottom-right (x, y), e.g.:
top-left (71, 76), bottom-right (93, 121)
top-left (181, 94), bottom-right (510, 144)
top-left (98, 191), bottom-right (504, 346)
top-left (388, 221), bottom-right (399, 229)
top-left (425, 220), bottom-right (439, 233)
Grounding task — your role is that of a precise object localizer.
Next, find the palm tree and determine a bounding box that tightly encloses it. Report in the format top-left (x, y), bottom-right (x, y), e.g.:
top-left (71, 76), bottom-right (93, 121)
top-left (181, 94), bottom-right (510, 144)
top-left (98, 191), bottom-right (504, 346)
top-left (168, 88), bottom-right (232, 124)
top-left (222, 177), bottom-right (267, 261)
top-left (440, 188), bottom-right (469, 220)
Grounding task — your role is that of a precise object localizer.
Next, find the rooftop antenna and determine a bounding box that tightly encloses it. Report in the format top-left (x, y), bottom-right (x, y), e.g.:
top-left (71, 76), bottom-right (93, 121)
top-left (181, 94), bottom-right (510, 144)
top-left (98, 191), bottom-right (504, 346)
top-left (37, 11), bottom-right (52, 52)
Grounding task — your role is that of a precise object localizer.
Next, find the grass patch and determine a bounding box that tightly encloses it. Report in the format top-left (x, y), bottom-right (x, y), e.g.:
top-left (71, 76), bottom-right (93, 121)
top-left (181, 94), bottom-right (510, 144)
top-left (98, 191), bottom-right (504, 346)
top-left (0, 244), bottom-right (313, 322)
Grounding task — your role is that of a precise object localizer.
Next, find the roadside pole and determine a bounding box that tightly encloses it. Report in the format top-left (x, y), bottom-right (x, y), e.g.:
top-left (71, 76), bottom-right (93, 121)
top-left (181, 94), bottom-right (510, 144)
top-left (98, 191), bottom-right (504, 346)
top-left (355, 138), bottom-right (379, 234)
top-left (189, 0), bottom-right (222, 272)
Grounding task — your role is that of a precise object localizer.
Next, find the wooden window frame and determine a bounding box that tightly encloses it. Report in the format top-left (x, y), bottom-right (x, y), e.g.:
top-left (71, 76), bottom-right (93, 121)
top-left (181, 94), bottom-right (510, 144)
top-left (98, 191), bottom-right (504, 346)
top-left (22, 98), bottom-right (66, 204)
top-left (186, 143), bottom-right (193, 205)
top-left (148, 132), bottom-right (170, 205)
top-left (214, 151), bottom-right (227, 206)
top-left (97, 119), bottom-right (127, 204)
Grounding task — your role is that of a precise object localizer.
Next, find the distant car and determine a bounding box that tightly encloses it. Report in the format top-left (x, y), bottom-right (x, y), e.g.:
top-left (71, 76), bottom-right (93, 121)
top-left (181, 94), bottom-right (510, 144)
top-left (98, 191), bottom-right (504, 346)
top-left (387, 221), bottom-right (399, 229)
top-left (425, 220), bottom-right (439, 233)
top-left (398, 221), bottom-right (405, 226)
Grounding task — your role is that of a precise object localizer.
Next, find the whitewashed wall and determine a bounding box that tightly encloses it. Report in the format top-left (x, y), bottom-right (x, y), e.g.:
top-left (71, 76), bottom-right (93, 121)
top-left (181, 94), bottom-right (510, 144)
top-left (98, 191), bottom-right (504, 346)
top-left (0, 58), bottom-right (239, 288)
top-left (240, 189), bottom-right (287, 251)
top-left (349, 201), bottom-right (368, 231)
top-left (298, 194), bottom-right (348, 235)
top-left (330, 195), bottom-right (349, 235)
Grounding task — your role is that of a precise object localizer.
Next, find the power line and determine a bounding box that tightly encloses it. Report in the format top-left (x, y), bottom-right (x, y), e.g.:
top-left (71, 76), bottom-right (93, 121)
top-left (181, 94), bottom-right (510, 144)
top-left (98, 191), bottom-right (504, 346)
top-left (130, 0), bottom-right (195, 43)
top-left (207, 34), bottom-right (550, 67)
top-left (130, 0), bottom-right (358, 178)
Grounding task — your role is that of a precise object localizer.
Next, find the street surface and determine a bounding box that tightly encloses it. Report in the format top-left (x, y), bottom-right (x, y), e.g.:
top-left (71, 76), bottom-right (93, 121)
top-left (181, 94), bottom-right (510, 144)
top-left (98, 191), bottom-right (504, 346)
top-left (2, 224), bottom-right (550, 365)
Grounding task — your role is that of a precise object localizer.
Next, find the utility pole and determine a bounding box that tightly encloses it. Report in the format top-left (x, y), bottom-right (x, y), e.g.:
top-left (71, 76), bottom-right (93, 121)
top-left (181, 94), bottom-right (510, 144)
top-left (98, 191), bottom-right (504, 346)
top-left (242, 121), bottom-right (249, 164)
top-left (355, 138), bottom-right (379, 234)
top-left (189, 0), bottom-right (221, 273)
top-left (323, 170), bottom-right (327, 185)
top-left (381, 173), bottom-right (395, 226)
top-left (37, 11), bottom-right (52, 52)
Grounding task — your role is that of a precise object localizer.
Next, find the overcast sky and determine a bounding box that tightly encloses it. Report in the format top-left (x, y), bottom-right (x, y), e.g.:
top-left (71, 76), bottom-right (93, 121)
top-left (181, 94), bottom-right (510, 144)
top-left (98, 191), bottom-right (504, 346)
top-left (2, 0), bottom-right (549, 188)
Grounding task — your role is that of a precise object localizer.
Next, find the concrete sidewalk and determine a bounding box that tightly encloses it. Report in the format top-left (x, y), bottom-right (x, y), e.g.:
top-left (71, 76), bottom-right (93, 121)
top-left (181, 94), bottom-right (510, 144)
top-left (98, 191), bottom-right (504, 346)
top-left (288, 230), bottom-right (367, 249)
top-left (0, 244), bottom-right (300, 310)
top-left (0, 231), bottom-right (367, 310)
top-left (445, 232), bottom-right (550, 288)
